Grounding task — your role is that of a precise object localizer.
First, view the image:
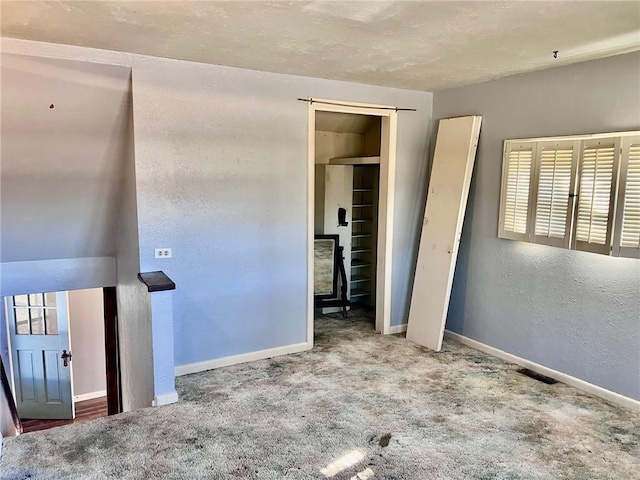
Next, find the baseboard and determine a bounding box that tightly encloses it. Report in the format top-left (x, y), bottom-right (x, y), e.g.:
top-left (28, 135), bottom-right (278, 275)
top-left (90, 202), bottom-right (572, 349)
top-left (73, 390), bottom-right (107, 403)
top-left (152, 391), bottom-right (179, 407)
top-left (389, 323), bottom-right (407, 334)
top-left (175, 342), bottom-right (310, 376)
top-left (444, 330), bottom-right (640, 412)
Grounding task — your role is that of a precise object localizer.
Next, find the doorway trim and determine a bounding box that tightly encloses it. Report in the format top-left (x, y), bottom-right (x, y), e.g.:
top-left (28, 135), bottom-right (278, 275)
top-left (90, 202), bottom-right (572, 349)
top-left (307, 99), bottom-right (398, 346)
top-left (103, 287), bottom-right (122, 415)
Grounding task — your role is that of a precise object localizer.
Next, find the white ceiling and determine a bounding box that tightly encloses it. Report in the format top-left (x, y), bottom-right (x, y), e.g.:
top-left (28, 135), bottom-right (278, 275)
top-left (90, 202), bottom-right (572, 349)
top-left (1, 1), bottom-right (639, 91)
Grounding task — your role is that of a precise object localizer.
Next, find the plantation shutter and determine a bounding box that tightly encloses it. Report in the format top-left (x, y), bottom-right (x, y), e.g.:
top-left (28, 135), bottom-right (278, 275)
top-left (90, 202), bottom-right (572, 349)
top-left (573, 138), bottom-right (621, 255)
top-left (499, 142), bottom-right (535, 241)
top-left (613, 135), bottom-right (640, 258)
top-left (532, 140), bottom-right (578, 248)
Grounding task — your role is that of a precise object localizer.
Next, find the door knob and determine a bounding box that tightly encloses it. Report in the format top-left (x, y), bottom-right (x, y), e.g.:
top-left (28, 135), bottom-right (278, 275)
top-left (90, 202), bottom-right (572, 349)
top-left (61, 350), bottom-right (72, 367)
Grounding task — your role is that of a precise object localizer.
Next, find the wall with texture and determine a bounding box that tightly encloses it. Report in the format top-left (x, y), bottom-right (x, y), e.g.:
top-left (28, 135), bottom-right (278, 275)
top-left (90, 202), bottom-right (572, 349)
top-left (433, 52), bottom-right (640, 399)
top-left (1, 39), bottom-right (432, 374)
top-left (129, 55), bottom-right (432, 367)
top-left (0, 53), bottom-right (131, 263)
top-left (113, 89), bottom-right (155, 410)
top-left (0, 51), bottom-right (134, 408)
top-left (1, 38), bottom-right (432, 387)
top-left (68, 288), bottom-right (106, 398)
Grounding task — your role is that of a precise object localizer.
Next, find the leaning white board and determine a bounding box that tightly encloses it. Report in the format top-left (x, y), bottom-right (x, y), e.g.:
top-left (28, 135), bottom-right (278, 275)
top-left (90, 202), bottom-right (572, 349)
top-left (406, 116), bottom-right (482, 351)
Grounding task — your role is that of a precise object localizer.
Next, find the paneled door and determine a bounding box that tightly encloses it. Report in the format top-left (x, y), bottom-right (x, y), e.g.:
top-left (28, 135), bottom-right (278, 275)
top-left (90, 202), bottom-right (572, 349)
top-left (7, 292), bottom-right (74, 419)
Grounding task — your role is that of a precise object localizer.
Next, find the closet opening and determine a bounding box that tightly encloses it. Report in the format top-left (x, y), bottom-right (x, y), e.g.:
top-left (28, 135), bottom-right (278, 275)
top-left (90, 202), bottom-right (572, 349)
top-left (307, 101), bottom-right (398, 344)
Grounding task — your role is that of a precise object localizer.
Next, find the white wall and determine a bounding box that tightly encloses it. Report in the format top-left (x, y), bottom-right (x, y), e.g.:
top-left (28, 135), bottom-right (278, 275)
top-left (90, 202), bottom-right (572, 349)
top-left (315, 132), bottom-right (365, 164)
top-left (68, 288), bottom-right (106, 399)
top-left (0, 53), bottom-right (131, 263)
top-left (114, 95), bottom-right (154, 411)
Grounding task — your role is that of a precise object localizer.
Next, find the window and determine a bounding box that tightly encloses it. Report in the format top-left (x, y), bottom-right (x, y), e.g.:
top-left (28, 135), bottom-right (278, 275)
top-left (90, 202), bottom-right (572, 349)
top-left (614, 136), bottom-right (640, 258)
top-left (12, 292), bottom-right (58, 335)
top-left (498, 142), bottom-right (535, 242)
top-left (533, 140), bottom-right (578, 248)
top-left (498, 131), bottom-right (640, 259)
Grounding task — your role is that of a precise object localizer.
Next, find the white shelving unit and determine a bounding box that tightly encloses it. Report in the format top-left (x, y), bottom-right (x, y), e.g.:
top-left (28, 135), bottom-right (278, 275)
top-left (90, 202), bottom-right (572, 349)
top-left (350, 166), bottom-right (379, 306)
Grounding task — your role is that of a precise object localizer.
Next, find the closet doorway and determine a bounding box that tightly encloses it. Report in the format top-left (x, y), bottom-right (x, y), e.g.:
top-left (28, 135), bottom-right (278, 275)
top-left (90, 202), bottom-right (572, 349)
top-left (307, 99), bottom-right (398, 345)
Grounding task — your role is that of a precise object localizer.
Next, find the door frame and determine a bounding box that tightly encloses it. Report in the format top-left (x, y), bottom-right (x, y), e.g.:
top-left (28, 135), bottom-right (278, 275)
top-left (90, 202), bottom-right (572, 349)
top-left (103, 287), bottom-right (122, 415)
top-left (3, 287), bottom-right (122, 423)
top-left (307, 99), bottom-right (398, 344)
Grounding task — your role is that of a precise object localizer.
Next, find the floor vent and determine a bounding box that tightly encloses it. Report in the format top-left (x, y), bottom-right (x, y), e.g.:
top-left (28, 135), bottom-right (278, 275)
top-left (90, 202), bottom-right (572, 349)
top-left (517, 368), bottom-right (558, 385)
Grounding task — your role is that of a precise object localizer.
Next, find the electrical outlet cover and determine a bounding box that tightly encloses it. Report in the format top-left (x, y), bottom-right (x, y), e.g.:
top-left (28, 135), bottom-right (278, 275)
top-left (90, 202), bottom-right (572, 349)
top-left (155, 248), bottom-right (172, 259)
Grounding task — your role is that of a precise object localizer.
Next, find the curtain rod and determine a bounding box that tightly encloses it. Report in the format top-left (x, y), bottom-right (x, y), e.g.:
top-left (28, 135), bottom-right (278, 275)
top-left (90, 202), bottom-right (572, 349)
top-left (297, 98), bottom-right (416, 112)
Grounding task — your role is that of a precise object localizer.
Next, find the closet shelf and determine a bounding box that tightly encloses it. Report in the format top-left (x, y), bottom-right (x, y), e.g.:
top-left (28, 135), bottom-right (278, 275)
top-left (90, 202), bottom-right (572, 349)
top-left (350, 275), bottom-right (370, 283)
top-left (353, 204), bottom-right (374, 207)
top-left (351, 259), bottom-right (371, 268)
top-left (352, 248), bottom-right (372, 254)
top-left (352, 218), bottom-right (373, 223)
top-left (350, 288), bottom-right (371, 297)
top-left (329, 156), bottom-right (381, 165)
top-left (352, 234), bottom-right (372, 239)
top-left (354, 188), bottom-right (374, 192)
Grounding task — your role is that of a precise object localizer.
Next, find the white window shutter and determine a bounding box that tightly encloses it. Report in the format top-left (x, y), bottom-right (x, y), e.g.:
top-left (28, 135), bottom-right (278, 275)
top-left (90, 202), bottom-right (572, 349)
top-left (499, 142), bottom-right (535, 241)
top-left (613, 135), bottom-right (640, 258)
top-left (532, 140), bottom-right (579, 248)
top-left (573, 138), bottom-right (621, 255)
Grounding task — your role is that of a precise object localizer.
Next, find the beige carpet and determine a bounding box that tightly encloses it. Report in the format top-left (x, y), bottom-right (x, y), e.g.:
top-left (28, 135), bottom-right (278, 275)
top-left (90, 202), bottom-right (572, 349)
top-left (2, 308), bottom-right (639, 479)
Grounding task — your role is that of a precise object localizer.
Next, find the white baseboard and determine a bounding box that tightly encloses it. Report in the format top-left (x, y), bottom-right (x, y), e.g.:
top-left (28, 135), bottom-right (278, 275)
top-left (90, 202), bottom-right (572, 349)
top-left (74, 390), bottom-right (107, 403)
top-left (445, 330), bottom-right (640, 412)
top-left (152, 391), bottom-right (179, 407)
top-left (175, 342), bottom-right (310, 377)
top-left (389, 323), bottom-right (408, 334)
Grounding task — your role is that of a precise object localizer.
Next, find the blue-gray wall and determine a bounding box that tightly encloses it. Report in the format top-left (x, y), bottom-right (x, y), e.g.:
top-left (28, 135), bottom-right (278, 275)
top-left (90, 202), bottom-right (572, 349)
top-left (129, 55), bottom-right (433, 367)
top-left (1, 40), bottom-right (432, 405)
top-left (434, 52), bottom-right (640, 400)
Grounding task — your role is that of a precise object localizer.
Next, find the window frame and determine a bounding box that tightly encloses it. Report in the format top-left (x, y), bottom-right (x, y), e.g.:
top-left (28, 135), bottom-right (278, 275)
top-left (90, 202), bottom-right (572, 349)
top-left (613, 135), bottom-right (640, 259)
top-left (531, 139), bottom-right (579, 249)
top-left (571, 136), bottom-right (621, 256)
top-left (498, 130), bottom-right (640, 259)
top-left (498, 141), bottom-right (537, 242)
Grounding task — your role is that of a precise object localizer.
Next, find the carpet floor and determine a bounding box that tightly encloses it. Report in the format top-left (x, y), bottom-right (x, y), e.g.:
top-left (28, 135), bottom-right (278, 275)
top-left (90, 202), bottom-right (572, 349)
top-left (2, 308), bottom-right (639, 479)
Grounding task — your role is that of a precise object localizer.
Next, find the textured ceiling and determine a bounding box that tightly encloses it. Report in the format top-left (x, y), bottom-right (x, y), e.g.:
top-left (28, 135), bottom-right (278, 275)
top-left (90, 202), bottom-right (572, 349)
top-left (1, 1), bottom-right (639, 91)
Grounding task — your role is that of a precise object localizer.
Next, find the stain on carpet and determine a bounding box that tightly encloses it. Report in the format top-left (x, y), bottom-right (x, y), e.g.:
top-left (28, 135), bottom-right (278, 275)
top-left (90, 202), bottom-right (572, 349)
top-left (378, 433), bottom-right (392, 448)
top-left (1, 308), bottom-right (639, 479)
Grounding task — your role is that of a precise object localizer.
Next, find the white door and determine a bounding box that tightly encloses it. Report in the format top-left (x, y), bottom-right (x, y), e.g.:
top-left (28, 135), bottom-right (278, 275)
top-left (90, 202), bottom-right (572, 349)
top-left (7, 292), bottom-right (74, 419)
top-left (406, 116), bottom-right (482, 351)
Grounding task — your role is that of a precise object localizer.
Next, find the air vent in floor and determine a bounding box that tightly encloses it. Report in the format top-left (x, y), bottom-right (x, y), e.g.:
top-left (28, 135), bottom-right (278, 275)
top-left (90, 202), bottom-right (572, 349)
top-left (517, 368), bottom-right (558, 385)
